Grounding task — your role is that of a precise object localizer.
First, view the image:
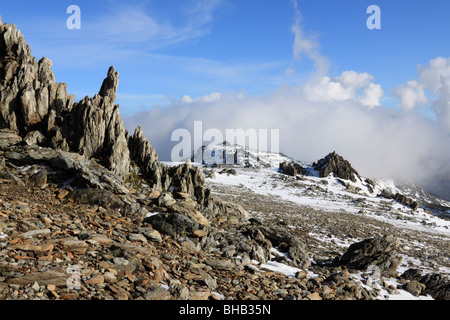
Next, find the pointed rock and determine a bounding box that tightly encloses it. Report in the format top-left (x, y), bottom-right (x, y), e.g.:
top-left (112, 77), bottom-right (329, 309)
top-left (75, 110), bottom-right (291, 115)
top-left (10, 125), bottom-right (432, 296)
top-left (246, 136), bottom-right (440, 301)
top-left (313, 151), bottom-right (360, 182)
top-left (66, 68), bottom-right (130, 178)
top-left (99, 66), bottom-right (119, 101)
top-left (129, 126), bottom-right (167, 191)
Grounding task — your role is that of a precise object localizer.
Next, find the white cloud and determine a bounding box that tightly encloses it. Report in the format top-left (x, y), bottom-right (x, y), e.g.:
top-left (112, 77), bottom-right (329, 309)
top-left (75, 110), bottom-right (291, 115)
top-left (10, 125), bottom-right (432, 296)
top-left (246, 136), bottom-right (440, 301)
top-left (391, 80), bottom-right (428, 111)
top-left (418, 57), bottom-right (450, 92)
top-left (285, 65), bottom-right (296, 75)
top-left (89, 1), bottom-right (222, 49)
top-left (123, 77), bottom-right (450, 188)
top-left (303, 71), bottom-right (383, 108)
top-left (290, 0), bottom-right (330, 77)
top-left (418, 57), bottom-right (450, 131)
top-left (182, 92), bottom-right (222, 104)
top-left (393, 57), bottom-right (450, 131)
top-left (360, 83), bottom-right (384, 109)
top-left (305, 76), bottom-right (355, 102)
top-left (335, 71), bottom-right (374, 90)
top-left (432, 79), bottom-right (450, 131)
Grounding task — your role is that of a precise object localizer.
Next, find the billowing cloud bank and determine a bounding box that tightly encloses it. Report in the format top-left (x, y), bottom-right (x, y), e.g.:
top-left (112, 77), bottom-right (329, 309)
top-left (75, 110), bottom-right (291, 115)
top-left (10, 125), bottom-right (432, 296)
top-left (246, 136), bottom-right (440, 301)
top-left (123, 3), bottom-right (450, 200)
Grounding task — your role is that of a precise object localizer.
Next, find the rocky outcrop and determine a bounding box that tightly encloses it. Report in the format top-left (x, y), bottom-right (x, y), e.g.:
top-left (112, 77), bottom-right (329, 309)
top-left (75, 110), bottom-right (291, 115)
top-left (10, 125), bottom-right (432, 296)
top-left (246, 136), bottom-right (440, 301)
top-left (0, 19), bottom-right (246, 215)
top-left (279, 161), bottom-right (304, 176)
top-left (0, 21), bottom-right (129, 178)
top-left (313, 151), bottom-right (360, 182)
top-left (1, 143), bottom-right (130, 194)
top-left (378, 190), bottom-right (419, 211)
top-left (245, 219), bottom-right (311, 269)
top-left (399, 268), bottom-right (450, 300)
top-left (0, 22), bottom-right (74, 135)
top-left (128, 125), bottom-right (168, 191)
top-left (334, 235), bottom-right (402, 276)
top-left (64, 66), bottom-right (130, 179)
top-left (0, 18), bottom-right (251, 237)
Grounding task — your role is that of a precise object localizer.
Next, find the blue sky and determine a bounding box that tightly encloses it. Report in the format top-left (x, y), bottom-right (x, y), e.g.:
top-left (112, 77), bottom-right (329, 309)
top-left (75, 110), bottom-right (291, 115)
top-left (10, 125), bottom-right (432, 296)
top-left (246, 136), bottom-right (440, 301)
top-left (2, 0), bottom-right (450, 115)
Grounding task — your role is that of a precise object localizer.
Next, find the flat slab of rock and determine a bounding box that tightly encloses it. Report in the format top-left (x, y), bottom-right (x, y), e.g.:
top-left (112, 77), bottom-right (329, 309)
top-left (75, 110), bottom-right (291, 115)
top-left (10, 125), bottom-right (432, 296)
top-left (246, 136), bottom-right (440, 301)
top-left (18, 229), bottom-right (51, 238)
top-left (0, 129), bottom-right (22, 148)
top-left (6, 268), bottom-right (68, 287)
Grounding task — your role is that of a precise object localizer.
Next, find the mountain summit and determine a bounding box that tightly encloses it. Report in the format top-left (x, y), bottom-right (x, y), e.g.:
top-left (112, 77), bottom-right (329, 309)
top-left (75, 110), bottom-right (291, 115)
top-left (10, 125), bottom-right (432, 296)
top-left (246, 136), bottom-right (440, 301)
top-left (313, 151), bottom-right (361, 182)
top-left (189, 141), bottom-right (294, 168)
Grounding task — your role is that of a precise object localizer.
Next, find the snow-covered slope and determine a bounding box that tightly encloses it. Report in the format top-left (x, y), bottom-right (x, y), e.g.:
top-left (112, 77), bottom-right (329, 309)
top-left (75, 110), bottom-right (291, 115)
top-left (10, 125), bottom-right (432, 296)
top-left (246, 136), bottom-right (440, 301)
top-left (188, 141), bottom-right (298, 168)
top-left (205, 165), bottom-right (450, 234)
top-left (199, 163), bottom-right (450, 300)
top-left (169, 143), bottom-right (450, 300)
top-left (188, 142), bottom-right (450, 230)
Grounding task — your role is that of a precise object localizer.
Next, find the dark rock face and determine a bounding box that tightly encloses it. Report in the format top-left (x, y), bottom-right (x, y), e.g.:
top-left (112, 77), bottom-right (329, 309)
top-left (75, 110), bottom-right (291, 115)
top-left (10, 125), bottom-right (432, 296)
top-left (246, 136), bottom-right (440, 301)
top-left (334, 235), bottom-right (402, 276)
top-left (279, 162), bottom-right (304, 176)
top-left (313, 151), bottom-right (360, 182)
top-left (378, 190), bottom-right (419, 210)
top-left (399, 268), bottom-right (450, 300)
top-left (73, 189), bottom-right (126, 210)
top-left (144, 212), bottom-right (199, 239)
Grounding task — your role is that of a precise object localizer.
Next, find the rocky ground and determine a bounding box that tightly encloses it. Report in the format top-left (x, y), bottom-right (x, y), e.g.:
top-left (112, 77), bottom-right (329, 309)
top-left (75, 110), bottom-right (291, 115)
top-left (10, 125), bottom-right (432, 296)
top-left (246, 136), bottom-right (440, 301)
top-left (207, 175), bottom-right (450, 274)
top-left (0, 160), bottom-right (448, 300)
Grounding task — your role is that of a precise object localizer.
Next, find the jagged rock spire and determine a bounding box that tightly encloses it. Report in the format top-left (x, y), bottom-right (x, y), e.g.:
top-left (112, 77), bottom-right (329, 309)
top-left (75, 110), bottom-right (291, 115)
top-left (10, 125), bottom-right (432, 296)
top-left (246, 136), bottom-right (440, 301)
top-left (0, 19), bottom-right (237, 215)
top-left (99, 66), bottom-right (119, 101)
top-left (313, 151), bottom-right (361, 182)
top-left (0, 21), bottom-right (129, 177)
top-left (0, 21), bottom-right (69, 133)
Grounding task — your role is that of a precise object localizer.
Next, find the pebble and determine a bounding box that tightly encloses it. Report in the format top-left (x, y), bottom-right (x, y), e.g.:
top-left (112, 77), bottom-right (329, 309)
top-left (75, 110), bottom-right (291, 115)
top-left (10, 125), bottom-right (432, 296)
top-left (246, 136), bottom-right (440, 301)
top-left (47, 284), bottom-right (56, 291)
top-left (31, 281), bottom-right (40, 292)
top-left (192, 229), bottom-right (207, 238)
top-left (20, 229), bottom-right (51, 238)
top-left (128, 233), bottom-right (147, 242)
top-left (113, 257), bottom-right (129, 266)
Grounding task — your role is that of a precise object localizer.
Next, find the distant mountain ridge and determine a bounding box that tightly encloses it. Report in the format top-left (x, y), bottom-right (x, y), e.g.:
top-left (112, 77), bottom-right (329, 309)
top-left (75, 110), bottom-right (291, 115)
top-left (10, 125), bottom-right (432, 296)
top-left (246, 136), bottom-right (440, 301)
top-left (191, 142), bottom-right (450, 218)
top-left (189, 141), bottom-right (296, 168)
